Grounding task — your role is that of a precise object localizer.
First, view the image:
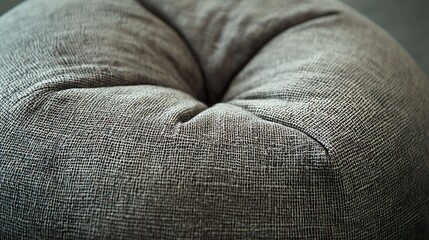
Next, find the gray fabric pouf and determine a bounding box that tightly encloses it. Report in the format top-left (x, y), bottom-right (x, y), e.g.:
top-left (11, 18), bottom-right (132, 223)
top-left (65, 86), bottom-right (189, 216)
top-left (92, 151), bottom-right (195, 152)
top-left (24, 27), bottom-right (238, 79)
top-left (1, 0), bottom-right (428, 239)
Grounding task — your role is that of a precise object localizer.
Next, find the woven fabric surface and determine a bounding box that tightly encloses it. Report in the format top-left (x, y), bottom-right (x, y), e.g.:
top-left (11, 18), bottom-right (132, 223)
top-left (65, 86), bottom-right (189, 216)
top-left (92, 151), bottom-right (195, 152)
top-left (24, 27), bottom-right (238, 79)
top-left (0, 0), bottom-right (428, 239)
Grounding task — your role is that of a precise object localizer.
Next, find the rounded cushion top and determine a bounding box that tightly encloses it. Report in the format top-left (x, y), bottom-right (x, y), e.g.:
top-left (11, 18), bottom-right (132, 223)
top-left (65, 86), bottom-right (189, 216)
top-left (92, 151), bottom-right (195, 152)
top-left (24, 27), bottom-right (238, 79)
top-left (0, 0), bottom-right (428, 239)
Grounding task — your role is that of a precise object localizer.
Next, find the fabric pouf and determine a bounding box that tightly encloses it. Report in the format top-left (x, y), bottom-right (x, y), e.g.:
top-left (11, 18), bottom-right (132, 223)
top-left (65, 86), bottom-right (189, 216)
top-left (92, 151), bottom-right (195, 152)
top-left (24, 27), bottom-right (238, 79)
top-left (1, 0), bottom-right (428, 239)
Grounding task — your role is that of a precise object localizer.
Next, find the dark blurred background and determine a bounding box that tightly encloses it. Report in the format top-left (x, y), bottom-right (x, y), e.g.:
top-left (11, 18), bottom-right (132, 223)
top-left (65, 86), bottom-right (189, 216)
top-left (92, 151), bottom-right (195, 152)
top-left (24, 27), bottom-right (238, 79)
top-left (1, 0), bottom-right (428, 76)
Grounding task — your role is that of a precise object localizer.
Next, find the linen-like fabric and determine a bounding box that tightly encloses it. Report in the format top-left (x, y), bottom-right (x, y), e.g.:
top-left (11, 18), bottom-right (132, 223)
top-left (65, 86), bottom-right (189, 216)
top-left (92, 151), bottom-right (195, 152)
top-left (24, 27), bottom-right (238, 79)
top-left (1, 0), bottom-right (428, 239)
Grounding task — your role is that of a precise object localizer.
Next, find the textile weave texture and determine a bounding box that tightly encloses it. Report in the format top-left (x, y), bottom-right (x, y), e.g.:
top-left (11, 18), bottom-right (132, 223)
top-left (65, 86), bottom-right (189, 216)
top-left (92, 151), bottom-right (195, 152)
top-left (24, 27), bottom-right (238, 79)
top-left (0, 0), bottom-right (428, 239)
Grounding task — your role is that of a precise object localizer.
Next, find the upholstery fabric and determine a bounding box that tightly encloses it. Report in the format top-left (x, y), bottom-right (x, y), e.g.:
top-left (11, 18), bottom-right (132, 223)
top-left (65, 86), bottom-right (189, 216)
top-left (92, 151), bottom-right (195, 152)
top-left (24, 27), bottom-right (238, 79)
top-left (0, 0), bottom-right (428, 239)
